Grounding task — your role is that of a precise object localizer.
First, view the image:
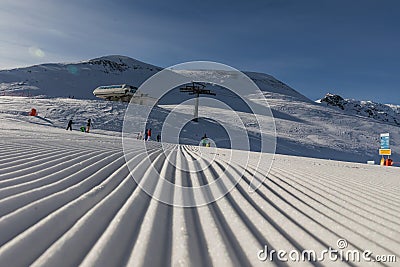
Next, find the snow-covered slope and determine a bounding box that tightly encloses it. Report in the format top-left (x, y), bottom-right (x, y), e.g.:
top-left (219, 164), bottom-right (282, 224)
top-left (0, 56), bottom-right (399, 163)
top-left (0, 114), bottom-right (399, 266)
top-left (246, 71), bottom-right (311, 102)
top-left (1, 95), bottom-right (398, 164)
top-left (318, 93), bottom-right (400, 126)
top-left (248, 95), bottom-right (399, 163)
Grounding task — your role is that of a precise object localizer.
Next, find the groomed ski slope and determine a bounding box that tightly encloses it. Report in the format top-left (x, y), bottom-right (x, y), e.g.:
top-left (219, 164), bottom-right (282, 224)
top-left (0, 117), bottom-right (399, 266)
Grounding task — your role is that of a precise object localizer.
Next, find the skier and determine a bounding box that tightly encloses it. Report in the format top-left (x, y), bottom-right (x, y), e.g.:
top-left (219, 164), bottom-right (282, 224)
top-left (156, 134), bottom-right (161, 142)
top-left (66, 119), bottom-right (73, 131)
top-left (201, 133), bottom-right (207, 146)
top-left (144, 129), bottom-right (148, 141)
top-left (86, 119), bottom-right (91, 133)
top-left (147, 128), bottom-right (152, 141)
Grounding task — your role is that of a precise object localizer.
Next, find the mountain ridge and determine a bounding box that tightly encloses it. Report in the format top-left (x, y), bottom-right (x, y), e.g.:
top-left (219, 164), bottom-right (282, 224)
top-left (318, 93), bottom-right (400, 126)
top-left (0, 55), bottom-right (310, 102)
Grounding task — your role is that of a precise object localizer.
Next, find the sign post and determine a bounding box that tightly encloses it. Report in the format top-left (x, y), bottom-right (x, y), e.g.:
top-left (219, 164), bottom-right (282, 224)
top-left (379, 133), bottom-right (392, 166)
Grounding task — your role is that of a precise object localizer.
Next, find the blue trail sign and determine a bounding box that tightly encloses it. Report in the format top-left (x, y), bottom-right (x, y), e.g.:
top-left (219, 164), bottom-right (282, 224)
top-left (380, 133), bottom-right (390, 149)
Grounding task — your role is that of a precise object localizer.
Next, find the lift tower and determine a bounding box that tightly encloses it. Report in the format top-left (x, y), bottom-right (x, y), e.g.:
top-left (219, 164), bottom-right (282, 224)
top-left (180, 82), bottom-right (216, 122)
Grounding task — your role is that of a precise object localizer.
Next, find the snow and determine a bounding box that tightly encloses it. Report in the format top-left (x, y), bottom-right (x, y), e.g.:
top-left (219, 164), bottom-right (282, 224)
top-left (1, 93), bottom-right (398, 164)
top-left (0, 111), bottom-right (399, 266)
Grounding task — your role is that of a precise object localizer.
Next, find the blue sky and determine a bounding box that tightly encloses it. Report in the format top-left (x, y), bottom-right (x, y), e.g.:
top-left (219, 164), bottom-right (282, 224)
top-left (0, 0), bottom-right (399, 103)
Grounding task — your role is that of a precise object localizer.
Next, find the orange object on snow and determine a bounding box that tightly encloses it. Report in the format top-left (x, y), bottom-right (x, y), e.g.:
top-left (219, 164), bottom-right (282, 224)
top-left (385, 159), bottom-right (393, 166)
top-left (29, 108), bottom-right (37, 116)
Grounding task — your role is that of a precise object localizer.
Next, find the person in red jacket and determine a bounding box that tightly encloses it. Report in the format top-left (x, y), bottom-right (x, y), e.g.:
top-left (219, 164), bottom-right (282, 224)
top-left (147, 128), bottom-right (152, 141)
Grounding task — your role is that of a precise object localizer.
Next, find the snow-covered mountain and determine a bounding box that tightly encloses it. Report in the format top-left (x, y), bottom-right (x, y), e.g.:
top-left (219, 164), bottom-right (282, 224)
top-left (0, 56), bottom-right (162, 99)
top-left (0, 56), bottom-right (398, 163)
top-left (318, 93), bottom-right (400, 126)
top-left (0, 55), bottom-right (308, 102)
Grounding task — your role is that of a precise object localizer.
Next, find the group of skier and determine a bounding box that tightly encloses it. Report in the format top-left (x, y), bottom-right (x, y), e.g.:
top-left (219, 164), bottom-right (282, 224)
top-left (66, 119), bottom-right (206, 145)
top-left (66, 118), bottom-right (91, 133)
top-left (137, 128), bottom-right (161, 142)
top-left (136, 131), bottom-right (209, 145)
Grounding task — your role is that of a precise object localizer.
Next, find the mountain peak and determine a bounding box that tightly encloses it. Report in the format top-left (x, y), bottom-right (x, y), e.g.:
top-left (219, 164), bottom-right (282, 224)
top-left (318, 93), bottom-right (400, 126)
top-left (319, 93), bottom-right (346, 109)
top-left (89, 55), bottom-right (142, 64)
top-left (85, 55), bottom-right (161, 70)
top-left (245, 71), bottom-right (311, 102)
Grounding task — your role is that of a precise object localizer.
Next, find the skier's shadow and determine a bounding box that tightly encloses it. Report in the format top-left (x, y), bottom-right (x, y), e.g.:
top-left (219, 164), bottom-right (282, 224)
top-left (36, 115), bottom-right (53, 124)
